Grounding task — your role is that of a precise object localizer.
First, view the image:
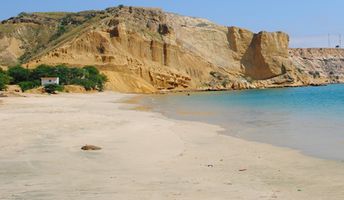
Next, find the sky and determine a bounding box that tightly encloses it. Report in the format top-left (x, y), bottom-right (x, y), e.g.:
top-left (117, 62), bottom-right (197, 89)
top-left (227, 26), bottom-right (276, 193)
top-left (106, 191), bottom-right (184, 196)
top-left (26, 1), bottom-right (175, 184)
top-left (1, 0), bottom-right (344, 48)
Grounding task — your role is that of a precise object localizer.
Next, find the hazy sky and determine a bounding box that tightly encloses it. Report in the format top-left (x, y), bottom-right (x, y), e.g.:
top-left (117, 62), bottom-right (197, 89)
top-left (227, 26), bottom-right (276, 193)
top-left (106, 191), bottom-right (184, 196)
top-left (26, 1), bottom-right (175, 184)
top-left (1, 0), bottom-right (343, 48)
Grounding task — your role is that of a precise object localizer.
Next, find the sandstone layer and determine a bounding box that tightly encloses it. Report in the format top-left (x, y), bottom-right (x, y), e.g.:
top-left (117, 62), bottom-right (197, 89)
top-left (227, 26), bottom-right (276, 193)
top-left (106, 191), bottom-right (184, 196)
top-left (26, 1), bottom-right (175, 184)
top-left (0, 6), bottom-right (343, 93)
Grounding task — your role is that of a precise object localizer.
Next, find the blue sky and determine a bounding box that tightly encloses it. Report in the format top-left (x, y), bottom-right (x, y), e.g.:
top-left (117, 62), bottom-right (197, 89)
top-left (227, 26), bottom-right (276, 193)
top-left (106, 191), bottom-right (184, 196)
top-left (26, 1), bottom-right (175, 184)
top-left (1, 0), bottom-right (343, 48)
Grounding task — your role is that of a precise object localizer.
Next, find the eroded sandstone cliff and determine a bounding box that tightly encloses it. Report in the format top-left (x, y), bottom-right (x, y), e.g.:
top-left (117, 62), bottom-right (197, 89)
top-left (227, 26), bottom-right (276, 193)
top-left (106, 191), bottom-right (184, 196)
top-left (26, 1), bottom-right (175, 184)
top-left (290, 48), bottom-right (344, 84)
top-left (0, 6), bottom-right (343, 93)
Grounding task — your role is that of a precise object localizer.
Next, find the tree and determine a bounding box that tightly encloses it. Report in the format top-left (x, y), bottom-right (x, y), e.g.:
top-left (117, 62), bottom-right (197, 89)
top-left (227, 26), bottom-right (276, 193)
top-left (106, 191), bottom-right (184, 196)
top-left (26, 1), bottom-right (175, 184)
top-left (82, 66), bottom-right (107, 91)
top-left (71, 79), bottom-right (95, 91)
top-left (69, 67), bottom-right (86, 80)
top-left (83, 66), bottom-right (100, 76)
top-left (18, 81), bottom-right (40, 92)
top-left (55, 65), bottom-right (70, 84)
top-left (30, 64), bottom-right (57, 80)
top-left (0, 70), bottom-right (10, 90)
top-left (3, 64), bottom-right (107, 92)
top-left (7, 65), bottom-right (30, 84)
top-left (90, 73), bottom-right (107, 91)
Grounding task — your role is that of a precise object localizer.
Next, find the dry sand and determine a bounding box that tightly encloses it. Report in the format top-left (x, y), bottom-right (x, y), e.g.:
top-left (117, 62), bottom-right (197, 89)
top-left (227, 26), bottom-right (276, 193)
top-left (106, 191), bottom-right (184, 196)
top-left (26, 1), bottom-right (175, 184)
top-left (0, 92), bottom-right (344, 200)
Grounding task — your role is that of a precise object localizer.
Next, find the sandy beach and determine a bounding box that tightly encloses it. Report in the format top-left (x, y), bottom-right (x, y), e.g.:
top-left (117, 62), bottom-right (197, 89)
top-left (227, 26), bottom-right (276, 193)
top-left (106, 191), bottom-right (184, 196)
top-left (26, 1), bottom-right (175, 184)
top-left (0, 92), bottom-right (344, 200)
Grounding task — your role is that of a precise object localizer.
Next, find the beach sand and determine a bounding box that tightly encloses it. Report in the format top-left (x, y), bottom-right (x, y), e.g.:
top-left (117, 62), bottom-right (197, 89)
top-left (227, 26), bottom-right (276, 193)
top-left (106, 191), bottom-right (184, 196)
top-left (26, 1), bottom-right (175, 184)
top-left (0, 92), bottom-right (344, 200)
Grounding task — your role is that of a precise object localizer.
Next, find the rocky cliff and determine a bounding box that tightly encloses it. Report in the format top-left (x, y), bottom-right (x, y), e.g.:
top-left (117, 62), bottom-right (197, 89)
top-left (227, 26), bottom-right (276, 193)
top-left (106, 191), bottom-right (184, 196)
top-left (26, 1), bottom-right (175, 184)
top-left (289, 48), bottom-right (344, 84)
top-left (0, 6), bottom-right (343, 93)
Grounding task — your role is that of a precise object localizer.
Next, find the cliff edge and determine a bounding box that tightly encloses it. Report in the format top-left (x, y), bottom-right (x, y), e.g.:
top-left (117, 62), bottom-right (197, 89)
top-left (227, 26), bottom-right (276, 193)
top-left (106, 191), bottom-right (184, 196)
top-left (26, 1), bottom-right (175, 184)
top-left (0, 6), bottom-right (343, 93)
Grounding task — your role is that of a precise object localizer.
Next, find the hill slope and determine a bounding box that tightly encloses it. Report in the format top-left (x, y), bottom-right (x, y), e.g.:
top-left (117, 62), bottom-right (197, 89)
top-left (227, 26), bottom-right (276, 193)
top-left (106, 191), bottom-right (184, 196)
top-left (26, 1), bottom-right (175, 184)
top-left (0, 6), bottom-right (343, 93)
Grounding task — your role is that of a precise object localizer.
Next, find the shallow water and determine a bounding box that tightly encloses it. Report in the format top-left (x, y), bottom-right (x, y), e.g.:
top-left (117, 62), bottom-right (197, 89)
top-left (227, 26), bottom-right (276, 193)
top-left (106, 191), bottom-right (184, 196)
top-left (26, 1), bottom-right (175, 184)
top-left (140, 84), bottom-right (344, 161)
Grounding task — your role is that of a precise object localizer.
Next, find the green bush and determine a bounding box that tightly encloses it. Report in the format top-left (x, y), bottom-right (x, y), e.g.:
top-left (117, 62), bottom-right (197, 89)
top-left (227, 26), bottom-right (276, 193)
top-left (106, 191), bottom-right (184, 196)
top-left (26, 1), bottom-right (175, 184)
top-left (30, 64), bottom-right (57, 80)
top-left (7, 65), bottom-right (30, 84)
top-left (91, 73), bottom-right (107, 91)
top-left (71, 79), bottom-right (95, 91)
top-left (3, 65), bottom-right (107, 92)
top-left (44, 84), bottom-right (64, 94)
top-left (69, 67), bottom-right (86, 80)
top-left (18, 81), bottom-right (40, 92)
top-left (0, 71), bottom-right (11, 91)
top-left (50, 24), bottom-right (67, 41)
top-left (55, 65), bottom-right (71, 84)
top-left (83, 66), bottom-right (100, 76)
top-left (83, 66), bottom-right (107, 91)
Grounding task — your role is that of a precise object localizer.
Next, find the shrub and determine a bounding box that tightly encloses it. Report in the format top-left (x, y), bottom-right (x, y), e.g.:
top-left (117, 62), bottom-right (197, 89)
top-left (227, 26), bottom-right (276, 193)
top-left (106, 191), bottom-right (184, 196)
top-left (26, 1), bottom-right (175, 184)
top-left (69, 67), bottom-right (86, 80)
top-left (7, 65), bottom-right (30, 84)
top-left (0, 72), bottom-right (10, 91)
top-left (55, 65), bottom-right (71, 84)
top-left (4, 65), bottom-right (107, 92)
top-left (44, 84), bottom-right (64, 94)
top-left (81, 66), bottom-right (107, 91)
top-left (30, 64), bottom-right (57, 80)
top-left (83, 66), bottom-right (100, 76)
top-left (18, 81), bottom-right (40, 92)
top-left (50, 24), bottom-right (67, 41)
top-left (71, 79), bottom-right (96, 91)
top-left (90, 73), bottom-right (107, 91)
top-left (309, 71), bottom-right (321, 79)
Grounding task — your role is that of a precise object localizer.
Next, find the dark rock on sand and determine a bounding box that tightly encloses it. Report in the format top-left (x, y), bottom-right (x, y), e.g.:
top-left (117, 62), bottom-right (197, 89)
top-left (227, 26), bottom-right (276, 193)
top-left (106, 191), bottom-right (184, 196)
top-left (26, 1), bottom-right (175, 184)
top-left (81, 145), bottom-right (102, 151)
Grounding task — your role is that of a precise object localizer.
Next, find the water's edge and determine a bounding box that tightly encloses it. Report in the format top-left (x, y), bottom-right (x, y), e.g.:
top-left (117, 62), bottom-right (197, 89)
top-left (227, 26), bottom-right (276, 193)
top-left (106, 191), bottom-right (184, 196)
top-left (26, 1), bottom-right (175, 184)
top-left (131, 85), bottom-right (344, 161)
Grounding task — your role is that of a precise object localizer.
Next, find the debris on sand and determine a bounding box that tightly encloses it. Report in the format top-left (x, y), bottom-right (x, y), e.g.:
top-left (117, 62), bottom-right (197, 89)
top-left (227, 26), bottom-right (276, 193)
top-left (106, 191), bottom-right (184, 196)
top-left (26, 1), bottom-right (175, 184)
top-left (81, 145), bottom-right (102, 151)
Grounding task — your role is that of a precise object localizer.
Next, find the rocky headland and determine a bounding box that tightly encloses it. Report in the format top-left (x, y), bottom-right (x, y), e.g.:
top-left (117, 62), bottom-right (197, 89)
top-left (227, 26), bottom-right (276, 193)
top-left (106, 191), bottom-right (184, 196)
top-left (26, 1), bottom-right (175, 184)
top-left (0, 6), bottom-right (343, 93)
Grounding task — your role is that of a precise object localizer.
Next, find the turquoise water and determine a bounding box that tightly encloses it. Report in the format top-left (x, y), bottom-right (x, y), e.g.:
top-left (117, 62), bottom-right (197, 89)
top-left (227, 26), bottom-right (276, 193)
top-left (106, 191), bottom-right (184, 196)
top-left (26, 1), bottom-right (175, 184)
top-left (140, 84), bottom-right (344, 161)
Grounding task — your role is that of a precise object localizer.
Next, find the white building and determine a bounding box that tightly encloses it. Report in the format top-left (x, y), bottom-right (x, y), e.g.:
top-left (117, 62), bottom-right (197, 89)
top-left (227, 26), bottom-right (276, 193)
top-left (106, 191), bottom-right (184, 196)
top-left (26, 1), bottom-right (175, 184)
top-left (41, 77), bottom-right (59, 86)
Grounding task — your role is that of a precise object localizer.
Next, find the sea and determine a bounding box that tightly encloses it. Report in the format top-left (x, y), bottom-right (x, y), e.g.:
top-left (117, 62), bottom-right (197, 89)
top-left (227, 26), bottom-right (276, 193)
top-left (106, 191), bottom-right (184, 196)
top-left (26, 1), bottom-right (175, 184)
top-left (139, 84), bottom-right (344, 161)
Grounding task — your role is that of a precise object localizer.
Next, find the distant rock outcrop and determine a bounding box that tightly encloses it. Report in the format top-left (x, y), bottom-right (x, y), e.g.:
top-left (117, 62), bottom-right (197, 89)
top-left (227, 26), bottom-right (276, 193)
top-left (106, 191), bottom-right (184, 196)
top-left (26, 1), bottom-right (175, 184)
top-left (0, 6), bottom-right (343, 93)
top-left (289, 48), bottom-right (344, 84)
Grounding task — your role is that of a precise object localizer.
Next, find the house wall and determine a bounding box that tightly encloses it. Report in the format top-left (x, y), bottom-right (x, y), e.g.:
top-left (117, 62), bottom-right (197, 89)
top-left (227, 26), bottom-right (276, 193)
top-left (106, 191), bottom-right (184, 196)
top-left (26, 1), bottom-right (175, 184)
top-left (41, 78), bottom-right (59, 86)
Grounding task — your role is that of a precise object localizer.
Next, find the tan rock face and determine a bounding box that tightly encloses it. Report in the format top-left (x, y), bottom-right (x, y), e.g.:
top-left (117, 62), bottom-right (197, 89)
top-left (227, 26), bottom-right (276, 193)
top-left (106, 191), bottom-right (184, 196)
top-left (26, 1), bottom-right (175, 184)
top-left (0, 6), bottom-right (343, 93)
top-left (227, 26), bottom-right (254, 58)
top-left (23, 7), bottom-right (221, 92)
top-left (239, 31), bottom-right (291, 80)
top-left (0, 36), bottom-right (24, 66)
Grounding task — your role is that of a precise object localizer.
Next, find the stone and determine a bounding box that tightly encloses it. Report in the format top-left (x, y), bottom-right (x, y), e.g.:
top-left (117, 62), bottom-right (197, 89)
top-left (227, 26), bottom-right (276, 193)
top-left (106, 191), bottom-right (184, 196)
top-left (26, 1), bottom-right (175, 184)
top-left (81, 145), bottom-right (102, 151)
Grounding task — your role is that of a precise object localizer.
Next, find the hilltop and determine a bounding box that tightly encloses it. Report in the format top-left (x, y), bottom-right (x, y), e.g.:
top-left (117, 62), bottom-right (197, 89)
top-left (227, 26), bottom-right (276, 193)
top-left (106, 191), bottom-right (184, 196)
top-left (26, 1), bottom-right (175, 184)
top-left (0, 6), bottom-right (343, 93)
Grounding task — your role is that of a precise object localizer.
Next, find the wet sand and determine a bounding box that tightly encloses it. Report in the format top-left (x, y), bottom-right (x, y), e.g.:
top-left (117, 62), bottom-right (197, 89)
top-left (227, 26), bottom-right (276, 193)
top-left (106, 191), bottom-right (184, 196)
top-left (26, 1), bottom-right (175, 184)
top-left (0, 92), bottom-right (344, 199)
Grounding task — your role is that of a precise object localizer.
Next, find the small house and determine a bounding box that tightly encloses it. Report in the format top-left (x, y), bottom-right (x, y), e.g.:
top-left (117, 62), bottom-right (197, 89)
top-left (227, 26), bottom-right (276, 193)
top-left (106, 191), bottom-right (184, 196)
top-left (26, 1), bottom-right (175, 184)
top-left (41, 77), bottom-right (59, 86)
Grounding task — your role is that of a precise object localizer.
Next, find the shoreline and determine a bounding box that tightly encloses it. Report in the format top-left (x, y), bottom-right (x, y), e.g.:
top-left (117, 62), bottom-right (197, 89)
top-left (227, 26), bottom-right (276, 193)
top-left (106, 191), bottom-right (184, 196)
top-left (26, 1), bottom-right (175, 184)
top-left (131, 84), bottom-right (344, 161)
top-left (153, 82), bottom-right (343, 95)
top-left (1, 92), bottom-right (344, 199)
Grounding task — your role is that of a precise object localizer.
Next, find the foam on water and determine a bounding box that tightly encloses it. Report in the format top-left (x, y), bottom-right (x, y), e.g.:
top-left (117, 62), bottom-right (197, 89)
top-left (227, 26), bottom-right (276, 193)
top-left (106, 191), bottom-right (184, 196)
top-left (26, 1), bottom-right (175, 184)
top-left (140, 84), bottom-right (344, 160)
